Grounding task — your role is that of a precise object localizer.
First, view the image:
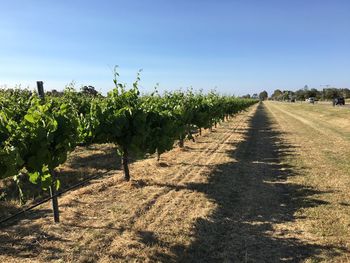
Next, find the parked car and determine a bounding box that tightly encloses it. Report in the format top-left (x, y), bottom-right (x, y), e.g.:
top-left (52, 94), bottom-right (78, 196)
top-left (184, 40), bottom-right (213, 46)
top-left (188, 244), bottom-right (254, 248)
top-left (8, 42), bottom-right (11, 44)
top-left (306, 97), bottom-right (316, 104)
top-left (333, 97), bottom-right (345, 106)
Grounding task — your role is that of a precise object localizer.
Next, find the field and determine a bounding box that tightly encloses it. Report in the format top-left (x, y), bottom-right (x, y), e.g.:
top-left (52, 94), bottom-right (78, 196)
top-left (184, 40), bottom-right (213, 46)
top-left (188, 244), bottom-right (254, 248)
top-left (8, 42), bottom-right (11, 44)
top-left (1, 101), bottom-right (350, 262)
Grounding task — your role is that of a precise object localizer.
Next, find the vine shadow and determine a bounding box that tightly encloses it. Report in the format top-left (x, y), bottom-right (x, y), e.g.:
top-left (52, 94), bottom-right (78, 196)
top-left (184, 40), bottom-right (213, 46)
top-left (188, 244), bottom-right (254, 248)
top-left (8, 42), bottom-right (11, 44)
top-left (157, 103), bottom-right (346, 262)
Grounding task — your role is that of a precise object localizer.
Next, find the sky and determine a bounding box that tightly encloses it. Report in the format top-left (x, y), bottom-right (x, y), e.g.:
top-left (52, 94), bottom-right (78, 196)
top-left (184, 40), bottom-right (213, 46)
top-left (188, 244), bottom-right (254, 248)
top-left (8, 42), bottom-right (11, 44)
top-left (1, 0), bottom-right (350, 96)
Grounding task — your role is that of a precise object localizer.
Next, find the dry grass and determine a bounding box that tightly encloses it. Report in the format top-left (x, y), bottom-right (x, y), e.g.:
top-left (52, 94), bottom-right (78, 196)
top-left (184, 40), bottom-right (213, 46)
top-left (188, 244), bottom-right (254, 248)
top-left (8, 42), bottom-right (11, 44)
top-left (0, 106), bottom-right (254, 262)
top-left (0, 143), bottom-right (119, 219)
top-left (1, 102), bottom-right (350, 262)
top-left (266, 101), bottom-right (350, 262)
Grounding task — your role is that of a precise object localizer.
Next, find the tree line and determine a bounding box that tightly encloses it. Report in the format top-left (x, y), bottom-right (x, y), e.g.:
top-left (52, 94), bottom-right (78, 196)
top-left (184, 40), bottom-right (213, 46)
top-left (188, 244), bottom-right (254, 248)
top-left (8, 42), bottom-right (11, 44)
top-left (270, 86), bottom-right (350, 101)
top-left (241, 86), bottom-right (350, 101)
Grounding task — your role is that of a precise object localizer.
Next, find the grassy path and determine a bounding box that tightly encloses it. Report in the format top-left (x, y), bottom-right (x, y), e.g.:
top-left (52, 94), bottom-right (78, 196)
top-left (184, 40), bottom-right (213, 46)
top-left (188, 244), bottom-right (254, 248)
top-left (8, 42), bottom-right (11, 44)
top-left (181, 102), bottom-right (350, 262)
top-left (265, 101), bottom-right (350, 262)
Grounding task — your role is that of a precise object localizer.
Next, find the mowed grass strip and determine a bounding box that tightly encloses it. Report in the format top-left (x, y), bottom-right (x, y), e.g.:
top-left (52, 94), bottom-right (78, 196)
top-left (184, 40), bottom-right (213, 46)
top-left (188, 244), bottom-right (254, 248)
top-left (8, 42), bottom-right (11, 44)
top-left (266, 101), bottom-right (350, 262)
top-left (272, 101), bottom-right (350, 138)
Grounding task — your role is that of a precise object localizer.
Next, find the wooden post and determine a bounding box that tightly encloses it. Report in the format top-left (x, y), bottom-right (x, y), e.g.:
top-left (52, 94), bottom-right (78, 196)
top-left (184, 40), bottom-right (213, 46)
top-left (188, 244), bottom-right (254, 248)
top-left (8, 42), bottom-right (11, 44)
top-left (36, 81), bottom-right (45, 100)
top-left (179, 135), bottom-right (184, 148)
top-left (122, 148), bottom-right (130, 181)
top-left (37, 82), bottom-right (59, 222)
top-left (49, 171), bottom-right (60, 223)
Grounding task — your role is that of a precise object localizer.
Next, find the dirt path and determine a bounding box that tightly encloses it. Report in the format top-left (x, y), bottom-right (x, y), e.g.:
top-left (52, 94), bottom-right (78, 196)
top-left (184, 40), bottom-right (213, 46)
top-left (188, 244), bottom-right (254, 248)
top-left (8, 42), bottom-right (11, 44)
top-left (179, 103), bottom-right (345, 262)
top-left (0, 102), bottom-right (349, 262)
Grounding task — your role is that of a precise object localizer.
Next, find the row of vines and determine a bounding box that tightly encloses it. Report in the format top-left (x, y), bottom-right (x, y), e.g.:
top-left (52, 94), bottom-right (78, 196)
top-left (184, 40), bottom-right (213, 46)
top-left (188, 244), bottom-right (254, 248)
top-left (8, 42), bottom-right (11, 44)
top-left (0, 70), bottom-right (257, 221)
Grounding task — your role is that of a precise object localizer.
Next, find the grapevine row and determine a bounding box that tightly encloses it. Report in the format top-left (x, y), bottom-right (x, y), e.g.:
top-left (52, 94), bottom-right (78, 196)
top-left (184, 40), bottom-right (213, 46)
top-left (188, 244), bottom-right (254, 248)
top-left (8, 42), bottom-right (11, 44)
top-left (0, 72), bottom-right (257, 209)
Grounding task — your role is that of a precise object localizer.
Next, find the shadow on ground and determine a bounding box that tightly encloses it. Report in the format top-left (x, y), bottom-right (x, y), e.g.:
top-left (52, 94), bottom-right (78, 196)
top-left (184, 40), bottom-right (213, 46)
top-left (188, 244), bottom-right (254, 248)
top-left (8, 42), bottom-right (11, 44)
top-left (0, 103), bottom-right (348, 262)
top-left (67, 144), bottom-right (121, 171)
top-left (0, 208), bottom-right (67, 261)
top-left (0, 144), bottom-right (121, 221)
top-left (153, 103), bottom-right (346, 262)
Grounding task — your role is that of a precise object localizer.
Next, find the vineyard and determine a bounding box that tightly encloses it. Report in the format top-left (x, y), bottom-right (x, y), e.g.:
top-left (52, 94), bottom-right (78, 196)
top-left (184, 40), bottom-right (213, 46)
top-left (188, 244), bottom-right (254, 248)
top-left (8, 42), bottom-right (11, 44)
top-left (3, 0), bottom-right (350, 261)
top-left (0, 72), bottom-right (257, 223)
top-left (1, 87), bottom-right (350, 262)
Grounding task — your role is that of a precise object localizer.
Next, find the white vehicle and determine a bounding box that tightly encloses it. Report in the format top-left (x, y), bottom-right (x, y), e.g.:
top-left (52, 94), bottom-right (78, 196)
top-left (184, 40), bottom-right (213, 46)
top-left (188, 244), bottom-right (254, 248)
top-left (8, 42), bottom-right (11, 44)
top-left (306, 97), bottom-right (316, 104)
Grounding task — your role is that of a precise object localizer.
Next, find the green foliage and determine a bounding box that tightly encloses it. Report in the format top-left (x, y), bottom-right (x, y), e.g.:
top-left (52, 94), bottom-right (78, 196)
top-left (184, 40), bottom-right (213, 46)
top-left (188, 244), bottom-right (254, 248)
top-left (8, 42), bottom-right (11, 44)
top-left (259, 90), bottom-right (268, 100)
top-left (141, 90), bottom-right (179, 156)
top-left (0, 101), bottom-right (23, 179)
top-left (18, 97), bottom-right (78, 170)
top-left (0, 91), bottom-right (78, 191)
top-left (271, 87), bottom-right (350, 101)
top-left (97, 69), bottom-right (149, 157)
top-left (0, 72), bottom-right (258, 187)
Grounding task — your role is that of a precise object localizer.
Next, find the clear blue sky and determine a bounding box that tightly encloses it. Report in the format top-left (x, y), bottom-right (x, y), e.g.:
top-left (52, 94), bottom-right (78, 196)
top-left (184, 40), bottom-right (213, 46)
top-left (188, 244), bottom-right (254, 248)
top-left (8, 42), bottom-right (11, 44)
top-left (1, 0), bottom-right (350, 96)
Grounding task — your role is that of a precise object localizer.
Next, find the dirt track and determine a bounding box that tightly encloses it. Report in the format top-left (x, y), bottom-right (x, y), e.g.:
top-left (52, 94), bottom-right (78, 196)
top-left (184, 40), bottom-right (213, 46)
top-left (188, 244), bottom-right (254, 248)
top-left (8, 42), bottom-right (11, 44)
top-left (0, 102), bottom-right (349, 262)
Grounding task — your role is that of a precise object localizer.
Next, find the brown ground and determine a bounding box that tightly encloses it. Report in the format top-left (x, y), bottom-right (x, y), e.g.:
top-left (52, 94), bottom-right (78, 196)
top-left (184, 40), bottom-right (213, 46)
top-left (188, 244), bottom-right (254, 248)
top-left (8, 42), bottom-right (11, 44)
top-left (0, 102), bottom-right (350, 262)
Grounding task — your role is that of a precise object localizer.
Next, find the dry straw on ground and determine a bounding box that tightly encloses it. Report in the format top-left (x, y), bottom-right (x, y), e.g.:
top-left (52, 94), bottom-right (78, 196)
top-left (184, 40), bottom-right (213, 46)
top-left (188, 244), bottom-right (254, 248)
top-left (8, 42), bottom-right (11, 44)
top-left (0, 102), bottom-right (350, 262)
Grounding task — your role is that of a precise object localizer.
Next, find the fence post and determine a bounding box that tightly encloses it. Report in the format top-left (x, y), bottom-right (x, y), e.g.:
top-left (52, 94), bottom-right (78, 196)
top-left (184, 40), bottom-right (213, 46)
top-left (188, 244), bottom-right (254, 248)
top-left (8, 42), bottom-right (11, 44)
top-left (36, 81), bottom-right (59, 223)
top-left (36, 81), bottom-right (45, 100)
top-left (49, 170), bottom-right (60, 223)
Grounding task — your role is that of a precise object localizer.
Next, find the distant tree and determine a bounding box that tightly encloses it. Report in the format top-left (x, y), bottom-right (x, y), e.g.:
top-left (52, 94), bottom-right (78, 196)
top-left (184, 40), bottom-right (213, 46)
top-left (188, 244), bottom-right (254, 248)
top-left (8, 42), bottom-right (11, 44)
top-left (242, 94), bottom-right (251, 99)
top-left (81, 85), bottom-right (99, 96)
top-left (267, 86), bottom-right (349, 101)
top-left (341, 88), bottom-right (350, 99)
top-left (295, 89), bottom-right (306, 100)
top-left (302, 87), bottom-right (319, 99)
top-left (252, 93), bottom-right (258, 99)
top-left (324, 88), bottom-right (340, 100)
top-left (310, 88), bottom-right (320, 99)
top-left (259, 91), bottom-right (268, 100)
top-left (271, 89), bottom-right (283, 100)
top-left (288, 90), bottom-right (295, 98)
top-left (281, 91), bottom-right (291, 101)
top-left (303, 85), bottom-right (310, 97)
top-left (46, 89), bottom-right (63, 97)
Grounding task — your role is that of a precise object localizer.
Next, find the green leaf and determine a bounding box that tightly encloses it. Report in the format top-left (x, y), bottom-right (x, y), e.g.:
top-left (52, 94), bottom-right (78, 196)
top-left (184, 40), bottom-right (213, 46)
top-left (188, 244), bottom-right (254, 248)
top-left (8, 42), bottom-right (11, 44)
top-left (29, 172), bottom-right (40, 184)
top-left (42, 165), bottom-right (49, 174)
top-left (24, 114), bottom-right (35, 123)
top-left (116, 147), bottom-right (123, 156)
top-left (55, 179), bottom-right (61, 191)
top-left (41, 173), bottom-right (52, 191)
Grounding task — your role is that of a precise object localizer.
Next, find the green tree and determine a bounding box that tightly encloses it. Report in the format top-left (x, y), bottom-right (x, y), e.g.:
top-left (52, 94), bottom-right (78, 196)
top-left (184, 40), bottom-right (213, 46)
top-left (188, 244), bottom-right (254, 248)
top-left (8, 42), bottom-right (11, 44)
top-left (271, 89), bottom-right (283, 100)
top-left (259, 91), bottom-right (268, 100)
